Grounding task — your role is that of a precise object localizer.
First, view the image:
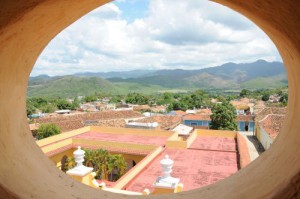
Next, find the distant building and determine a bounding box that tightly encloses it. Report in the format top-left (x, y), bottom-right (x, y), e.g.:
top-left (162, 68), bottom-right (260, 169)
top-left (150, 105), bottom-right (166, 113)
top-left (55, 110), bottom-right (71, 114)
top-left (182, 114), bottom-right (211, 129)
top-left (133, 105), bottom-right (151, 112)
top-left (167, 110), bottom-right (187, 116)
top-left (126, 122), bottom-right (159, 129)
top-left (182, 113), bottom-right (255, 132)
top-left (237, 115), bottom-right (255, 132)
top-left (255, 113), bottom-right (285, 150)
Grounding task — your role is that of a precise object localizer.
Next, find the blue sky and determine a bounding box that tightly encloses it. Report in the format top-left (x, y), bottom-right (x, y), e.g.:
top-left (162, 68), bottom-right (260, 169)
top-left (32, 0), bottom-right (282, 76)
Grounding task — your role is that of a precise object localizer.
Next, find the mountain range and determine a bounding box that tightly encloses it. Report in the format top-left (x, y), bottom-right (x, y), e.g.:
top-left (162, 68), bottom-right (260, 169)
top-left (28, 60), bottom-right (287, 98)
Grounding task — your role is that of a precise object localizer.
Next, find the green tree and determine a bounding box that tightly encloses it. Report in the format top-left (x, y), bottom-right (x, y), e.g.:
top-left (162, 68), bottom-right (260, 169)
top-left (210, 102), bottom-right (238, 131)
top-left (279, 93), bottom-right (288, 105)
top-left (40, 104), bottom-right (56, 113)
top-left (82, 148), bottom-right (126, 181)
top-left (26, 100), bottom-right (36, 116)
top-left (125, 93), bottom-right (149, 105)
top-left (61, 155), bottom-right (76, 172)
top-left (240, 89), bottom-right (251, 98)
top-left (261, 93), bottom-right (270, 101)
top-left (167, 101), bottom-right (188, 111)
top-left (36, 123), bottom-right (61, 140)
top-left (71, 97), bottom-right (80, 110)
top-left (56, 99), bottom-right (73, 110)
top-left (84, 95), bottom-right (98, 102)
top-left (190, 90), bottom-right (205, 108)
top-left (107, 154), bottom-right (127, 181)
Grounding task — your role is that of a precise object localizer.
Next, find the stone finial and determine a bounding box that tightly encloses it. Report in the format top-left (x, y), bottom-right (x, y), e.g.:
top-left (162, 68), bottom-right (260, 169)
top-left (153, 154), bottom-right (180, 189)
top-left (160, 155), bottom-right (173, 179)
top-left (66, 146), bottom-right (93, 178)
top-left (73, 146), bottom-right (85, 167)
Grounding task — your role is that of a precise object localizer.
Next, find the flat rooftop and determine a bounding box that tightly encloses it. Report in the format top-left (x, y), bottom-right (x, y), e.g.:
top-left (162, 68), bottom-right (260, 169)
top-left (38, 127), bottom-right (240, 193)
top-left (189, 136), bottom-right (236, 152)
top-left (125, 147), bottom-right (238, 192)
top-left (74, 131), bottom-right (168, 146)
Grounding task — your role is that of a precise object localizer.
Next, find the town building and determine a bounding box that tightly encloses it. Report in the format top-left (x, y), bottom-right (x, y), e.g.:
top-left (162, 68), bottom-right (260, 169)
top-left (182, 114), bottom-right (211, 129)
top-left (256, 114), bottom-right (284, 149)
top-left (37, 126), bottom-right (250, 194)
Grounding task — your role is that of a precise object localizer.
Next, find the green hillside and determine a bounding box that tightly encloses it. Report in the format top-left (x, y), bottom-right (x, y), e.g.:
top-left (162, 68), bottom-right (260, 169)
top-left (27, 76), bottom-right (169, 98)
top-left (182, 72), bottom-right (239, 89)
top-left (28, 60), bottom-right (288, 98)
top-left (27, 76), bottom-right (119, 98)
top-left (241, 74), bottom-right (287, 89)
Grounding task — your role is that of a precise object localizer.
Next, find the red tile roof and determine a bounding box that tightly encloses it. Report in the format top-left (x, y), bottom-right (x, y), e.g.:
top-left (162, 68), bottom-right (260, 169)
top-left (196, 108), bottom-right (212, 115)
top-left (255, 107), bottom-right (287, 122)
top-left (183, 114), bottom-right (211, 121)
top-left (259, 114), bottom-right (285, 139)
top-left (237, 115), bottom-right (254, 122)
top-left (34, 110), bottom-right (143, 132)
top-left (135, 116), bottom-right (181, 130)
top-left (175, 110), bottom-right (187, 116)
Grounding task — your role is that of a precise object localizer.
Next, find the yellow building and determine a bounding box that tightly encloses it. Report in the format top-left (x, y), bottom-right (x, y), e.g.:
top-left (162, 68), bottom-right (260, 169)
top-left (36, 126), bottom-right (246, 195)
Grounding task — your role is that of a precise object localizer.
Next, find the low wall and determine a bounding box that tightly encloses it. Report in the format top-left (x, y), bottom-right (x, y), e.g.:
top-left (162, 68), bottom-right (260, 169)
top-left (196, 129), bottom-right (237, 138)
top-left (36, 126), bottom-right (90, 147)
top-left (72, 138), bottom-right (157, 155)
top-left (186, 130), bottom-right (198, 148)
top-left (40, 138), bottom-right (73, 155)
top-left (113, 146), bottom-right (164, 190)
top-left (236, 133), bottom-right (251, 169)
top-left (165, 130), bottom-right (197, 149)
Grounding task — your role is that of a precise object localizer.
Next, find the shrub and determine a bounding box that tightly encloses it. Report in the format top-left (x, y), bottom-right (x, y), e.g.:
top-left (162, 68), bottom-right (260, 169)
top-left (36, 123), bottom-right (61, 140)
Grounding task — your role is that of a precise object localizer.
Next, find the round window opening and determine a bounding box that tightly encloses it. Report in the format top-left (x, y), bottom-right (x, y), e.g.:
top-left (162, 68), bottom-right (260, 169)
top-left (4, 0), bottom-right (296, 198)
top-left (28, 0), bottom-right (287, 195)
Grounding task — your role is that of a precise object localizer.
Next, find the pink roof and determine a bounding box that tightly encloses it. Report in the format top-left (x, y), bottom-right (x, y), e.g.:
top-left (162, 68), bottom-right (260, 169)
top-left (74, 131), bottom-right (168, 146)
top-left (189, 137), bottom-right (236, 152)
top-left (124, 148), bottom-right (238, 192)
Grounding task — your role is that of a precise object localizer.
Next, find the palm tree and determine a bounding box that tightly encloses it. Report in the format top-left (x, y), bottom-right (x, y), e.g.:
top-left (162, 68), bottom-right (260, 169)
top-left (82, 148), bottom-right (127, 181)
top-left (107, 154), bottom-right (127, 181)
top-left (84, 149), bottom-right (95, 168)
top-left (94, 149), bottom-right (109, 180)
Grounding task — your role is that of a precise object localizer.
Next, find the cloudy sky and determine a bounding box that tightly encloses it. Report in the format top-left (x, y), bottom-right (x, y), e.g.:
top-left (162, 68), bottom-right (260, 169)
top-left (31, 0), bottom-right (282, 76)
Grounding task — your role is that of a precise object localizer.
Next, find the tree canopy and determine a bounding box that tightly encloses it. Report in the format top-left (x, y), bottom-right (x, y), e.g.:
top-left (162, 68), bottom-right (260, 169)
top-left (125, 93), bottom-right (149, 105)
top-left (83, 149), bottom-right (127, 181)
top-left (209, 102), bottom-right (238, 131)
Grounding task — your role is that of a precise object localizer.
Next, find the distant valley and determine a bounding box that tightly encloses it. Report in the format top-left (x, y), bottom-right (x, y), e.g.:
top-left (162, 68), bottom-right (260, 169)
top-left (28, 60), bottom-right (287, 98)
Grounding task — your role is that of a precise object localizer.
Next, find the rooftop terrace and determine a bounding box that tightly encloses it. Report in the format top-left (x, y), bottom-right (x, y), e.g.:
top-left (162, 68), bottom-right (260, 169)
top-left (125, 146), bottom-right (238, 192)
top-left (37, 126), bottom-right (242, 193)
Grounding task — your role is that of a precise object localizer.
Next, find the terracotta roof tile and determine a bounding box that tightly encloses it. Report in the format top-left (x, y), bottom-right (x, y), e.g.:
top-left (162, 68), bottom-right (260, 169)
top-left (175, 110), bottom-right (187, 116)
top-left (255, 107), bottom-right (287, 122)
top-left (135, 116), bottom-right (181, 130)
top-left (259, 114), bottom-right (285, 139)
top-left (34, 110), bottom-right (143, 132)
top-left (183, 114), bottom-right (211, 121)
top-left (237, 115), bottom-right (254, 122)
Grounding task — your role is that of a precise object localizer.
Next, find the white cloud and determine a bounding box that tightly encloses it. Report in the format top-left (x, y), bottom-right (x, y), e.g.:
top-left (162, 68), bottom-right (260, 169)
top-left (32, 0), bottom-right (282, 76)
